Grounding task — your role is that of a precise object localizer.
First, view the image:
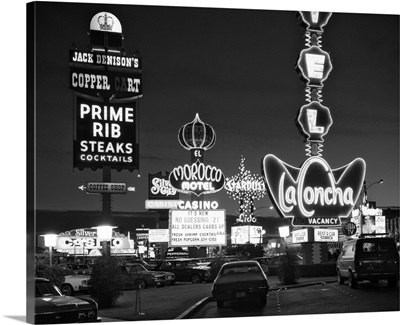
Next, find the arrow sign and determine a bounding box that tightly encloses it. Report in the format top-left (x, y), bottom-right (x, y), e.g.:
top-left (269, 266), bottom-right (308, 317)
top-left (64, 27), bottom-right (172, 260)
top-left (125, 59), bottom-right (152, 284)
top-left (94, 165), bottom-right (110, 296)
top-left (78, 185), bottom-right (86, 191)
top-left (86, 182), bottom-right (128, 194)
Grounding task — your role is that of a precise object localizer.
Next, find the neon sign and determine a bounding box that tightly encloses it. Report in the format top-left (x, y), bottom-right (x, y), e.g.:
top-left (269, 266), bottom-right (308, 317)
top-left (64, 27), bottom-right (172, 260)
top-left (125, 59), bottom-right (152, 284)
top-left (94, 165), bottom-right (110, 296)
top-left (148, 171), bottom-right (178, 199)
top-left (169, 160), bottom-right (225, 196)
top-left (262, 154), bottom-right (366, 226)
top-left (296, 101), bottom-right (332, 142)
top-left (296, 11), bottom-right (332, 33)
top-left (74, 96), bottom-right (139, 171)
top-left (296, 46), bottom-right (332, 87)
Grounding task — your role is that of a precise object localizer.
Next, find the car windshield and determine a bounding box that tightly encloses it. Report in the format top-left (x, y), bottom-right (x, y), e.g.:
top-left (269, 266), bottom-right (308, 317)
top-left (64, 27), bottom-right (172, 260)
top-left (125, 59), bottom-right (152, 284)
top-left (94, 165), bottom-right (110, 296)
top-left (221, 265), bottom-right (260, 276)
top-left (36, 281), bottom-right (62, 297)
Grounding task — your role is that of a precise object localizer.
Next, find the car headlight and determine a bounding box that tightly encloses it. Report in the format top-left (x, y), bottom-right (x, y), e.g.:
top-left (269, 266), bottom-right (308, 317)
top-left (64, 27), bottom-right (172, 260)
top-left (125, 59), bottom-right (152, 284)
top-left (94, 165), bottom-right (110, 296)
top-left (153, 275), bottom-right (164, 280)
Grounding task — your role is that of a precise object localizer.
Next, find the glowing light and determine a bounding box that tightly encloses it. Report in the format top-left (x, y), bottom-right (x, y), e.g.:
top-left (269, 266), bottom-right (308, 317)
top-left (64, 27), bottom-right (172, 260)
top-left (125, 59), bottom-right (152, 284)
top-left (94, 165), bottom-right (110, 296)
top-left (225, 156), bottom-right (267, 223)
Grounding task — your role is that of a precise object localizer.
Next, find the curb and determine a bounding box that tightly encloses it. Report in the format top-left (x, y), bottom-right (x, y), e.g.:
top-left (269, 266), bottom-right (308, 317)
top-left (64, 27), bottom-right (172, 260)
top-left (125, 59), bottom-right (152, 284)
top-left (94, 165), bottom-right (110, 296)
top-left (175, 296), bottom-right (213, 319)
top-left (177, 279), bottom-right (338, 318)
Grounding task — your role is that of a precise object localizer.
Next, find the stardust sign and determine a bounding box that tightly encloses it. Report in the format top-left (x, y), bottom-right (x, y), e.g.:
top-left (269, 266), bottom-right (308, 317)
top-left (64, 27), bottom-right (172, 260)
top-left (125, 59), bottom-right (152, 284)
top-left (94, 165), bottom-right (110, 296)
top-left (262, 154), bottom-right (366, 226)
top-left (169, 160), bottom-right (225, 196)
top-left (74, 96), bottom-right (139, 171)
top-left (169, 209), bottom-right (226, 247)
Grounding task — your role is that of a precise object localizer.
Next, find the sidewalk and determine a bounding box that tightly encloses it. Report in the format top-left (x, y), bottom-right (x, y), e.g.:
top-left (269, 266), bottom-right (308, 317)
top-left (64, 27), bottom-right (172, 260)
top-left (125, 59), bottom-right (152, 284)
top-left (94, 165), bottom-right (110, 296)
top-left (268, 275), bottom-right (337, 290)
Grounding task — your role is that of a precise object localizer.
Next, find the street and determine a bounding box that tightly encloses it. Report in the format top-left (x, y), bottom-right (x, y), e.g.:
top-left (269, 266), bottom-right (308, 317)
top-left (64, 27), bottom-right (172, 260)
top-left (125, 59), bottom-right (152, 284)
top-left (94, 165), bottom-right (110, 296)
top-left (77, 279), bottom-right (399, 321)
top-left (190, 280), bottom-right (399, 319)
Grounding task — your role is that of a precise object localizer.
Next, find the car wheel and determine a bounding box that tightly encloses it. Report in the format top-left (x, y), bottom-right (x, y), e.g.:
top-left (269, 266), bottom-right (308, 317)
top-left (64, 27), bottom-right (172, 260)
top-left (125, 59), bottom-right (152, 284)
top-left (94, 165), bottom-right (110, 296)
top-left (337, 270), bottom-right (345, 284)
top-left (216, 300), bottom-right (224, 308)
top-left (61, 284), bottom-right (74, 296)
top-left (259, 296), bottom-right (267, 307)
top-left (135, 278), bottom-right (148, 289)
top-left (387, 277), bottom-right (398, 288)
top-left (191, 274), bottom-right (201, 284)
top-left (349, 271), bottom-right (358, 289)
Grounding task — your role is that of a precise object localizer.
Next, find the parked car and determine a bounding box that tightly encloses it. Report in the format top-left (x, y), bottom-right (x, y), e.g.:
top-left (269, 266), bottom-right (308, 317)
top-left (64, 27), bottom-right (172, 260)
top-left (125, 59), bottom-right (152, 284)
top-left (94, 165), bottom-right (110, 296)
top-left (126, 263), bottom-right (175, 286)
top-left (119, 264), bottom-right (165, 289)
top-left (153, 259), bottom-right (211, 283)
top-left (60, 274), bottom-right (92, 296)
top-left (336, 237), bottom-right (399, 288)
top-left (211, 260), bottom-right (269, 308)
top-left (204, 256), bottom-right (241, 281)
top-left (35, 277), bottom-right (101, 324)
top-left (250, 257), bottom-right (269, 275)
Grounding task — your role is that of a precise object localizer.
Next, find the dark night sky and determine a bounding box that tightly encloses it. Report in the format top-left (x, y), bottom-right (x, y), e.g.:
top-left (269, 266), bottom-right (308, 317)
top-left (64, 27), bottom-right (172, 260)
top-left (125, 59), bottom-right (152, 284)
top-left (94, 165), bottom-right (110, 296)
top-left (1, 1), bottom-right (399, 323)
top-left (29, 2), bottom-right (399, 234)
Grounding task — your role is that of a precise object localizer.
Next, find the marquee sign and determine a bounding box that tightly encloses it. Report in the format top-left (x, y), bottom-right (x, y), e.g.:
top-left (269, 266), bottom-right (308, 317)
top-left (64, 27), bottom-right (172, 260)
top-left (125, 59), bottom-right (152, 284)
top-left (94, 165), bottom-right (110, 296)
top-left (292, 229), bottom-right (309, 244)
top-left (73, 95), bottom-right (139, 171)
top-left (262, 154), bottom-right (366, 226)
top-left (169, 209), bottom-right (226, 247)
top-left (292, 228), bottom-right (338, 243)
top-left (169, 160), bottom-right (225, 196)
top-left (148, 229), bottom-right (169, 243)
top-left (55, 228), bottom-right (130, 251)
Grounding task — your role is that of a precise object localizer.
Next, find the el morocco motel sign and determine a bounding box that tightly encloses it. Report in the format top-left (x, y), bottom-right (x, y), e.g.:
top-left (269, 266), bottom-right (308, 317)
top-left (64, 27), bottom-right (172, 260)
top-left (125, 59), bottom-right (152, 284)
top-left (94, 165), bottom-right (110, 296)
top-left (262, 155), bottom-right (366, 226)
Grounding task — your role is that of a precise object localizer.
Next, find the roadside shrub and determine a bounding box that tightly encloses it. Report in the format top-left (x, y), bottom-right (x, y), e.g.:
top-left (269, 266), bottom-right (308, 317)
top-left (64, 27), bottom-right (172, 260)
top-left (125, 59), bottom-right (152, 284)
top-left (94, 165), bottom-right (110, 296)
top-left (89, 256), bottom-right (124, 309)
top-left (35, 259), bottom-right (74, 288)
top-left (277, 247), bottom-right (300, 285)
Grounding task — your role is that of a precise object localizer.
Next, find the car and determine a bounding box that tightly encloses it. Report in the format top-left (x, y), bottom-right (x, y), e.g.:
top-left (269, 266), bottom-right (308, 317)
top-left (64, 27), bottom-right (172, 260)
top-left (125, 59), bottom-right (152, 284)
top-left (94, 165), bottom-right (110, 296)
top-left (153, 259), bottom-right (212, 283)
top-left (35, 277), bottom-right (101, 324)
top-left (118, 265), bottom-right (165, 289)
top-left (126, 263), bottom-right (175, 286)
top-left (60, 274), bottom-right (92, 296)
top-left (336, 237), bottom-right (399, 288)
top-left (250, 257), bottom-right (269, 275)
top-left (211, 260), bottom-right (269, 308)
top-left (203, 256), bottom-right (241, 281)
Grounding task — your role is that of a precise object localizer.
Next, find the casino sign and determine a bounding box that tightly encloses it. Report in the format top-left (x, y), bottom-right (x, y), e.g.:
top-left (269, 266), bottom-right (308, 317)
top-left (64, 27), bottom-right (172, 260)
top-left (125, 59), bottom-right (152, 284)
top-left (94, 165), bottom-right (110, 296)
top-left (262, 154), bottom-right (366, 226)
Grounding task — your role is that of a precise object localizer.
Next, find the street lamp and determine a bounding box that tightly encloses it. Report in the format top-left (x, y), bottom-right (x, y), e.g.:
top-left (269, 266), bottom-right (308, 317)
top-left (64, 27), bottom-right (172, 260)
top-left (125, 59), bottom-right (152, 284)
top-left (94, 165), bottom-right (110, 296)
top-left (92, 226), bottom-right (116, 257)
top-left (41, 234), bottom-right (58, 267)
top-left (362, 179), bottom-right (383, 204)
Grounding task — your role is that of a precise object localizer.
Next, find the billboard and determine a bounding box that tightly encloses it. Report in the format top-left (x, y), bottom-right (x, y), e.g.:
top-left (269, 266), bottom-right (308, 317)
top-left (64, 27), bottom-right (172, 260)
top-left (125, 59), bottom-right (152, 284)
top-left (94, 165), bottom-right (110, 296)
top-left (231, 225), bottom-right (263, 244)
top-left (73, 95), bottom-right (139, 171)
top-left (169, 209), bottom-right (226, 247)
top-left (148, 229), bottom-right (170, 243)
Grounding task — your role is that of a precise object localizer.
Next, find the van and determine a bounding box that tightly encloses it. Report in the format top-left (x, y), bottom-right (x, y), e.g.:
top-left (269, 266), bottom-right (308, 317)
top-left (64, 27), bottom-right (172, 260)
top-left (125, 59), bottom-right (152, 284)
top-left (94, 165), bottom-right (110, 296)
top-left (336, 237), bottom-right (399, 288)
